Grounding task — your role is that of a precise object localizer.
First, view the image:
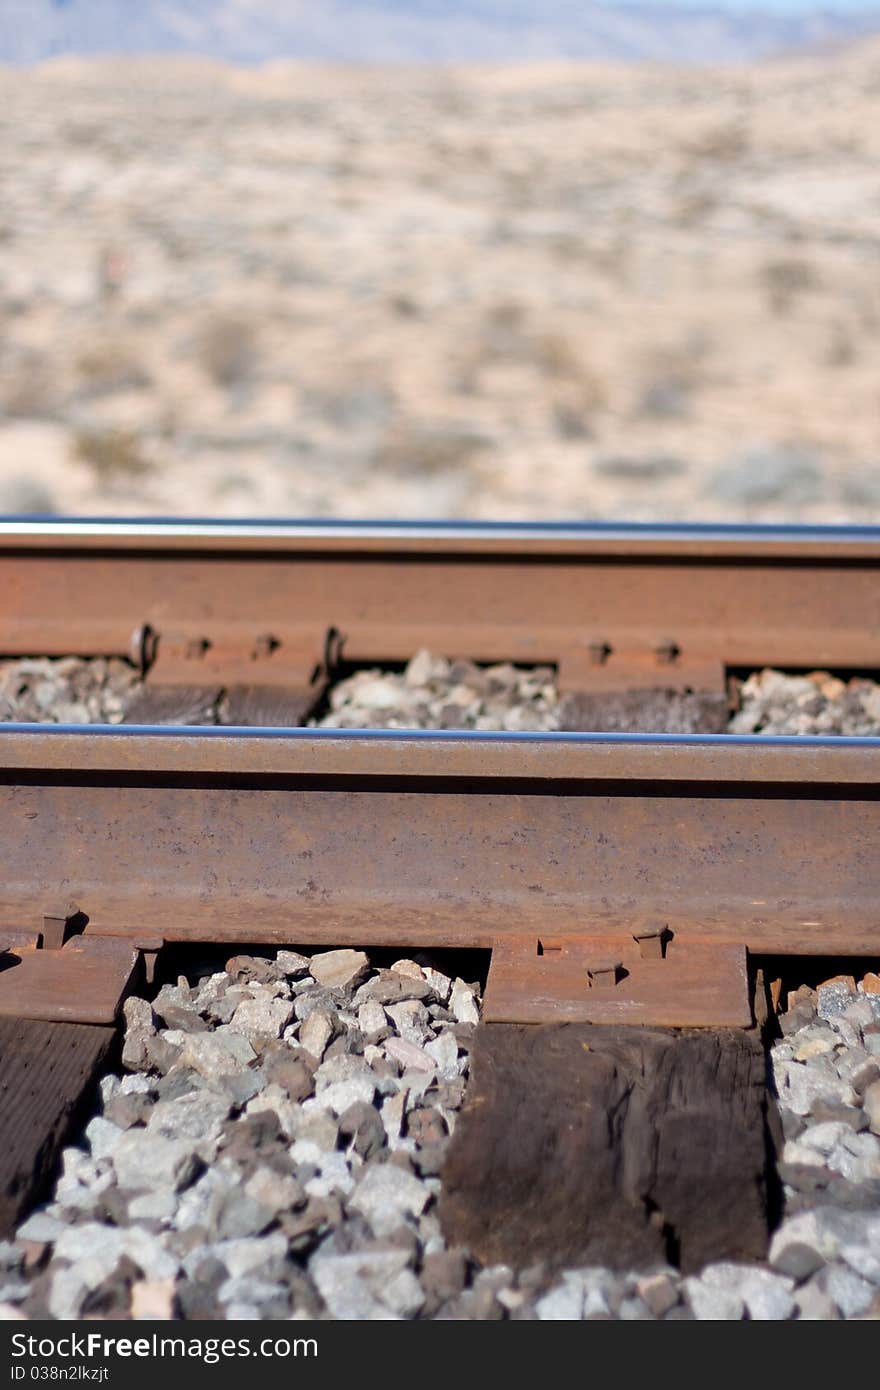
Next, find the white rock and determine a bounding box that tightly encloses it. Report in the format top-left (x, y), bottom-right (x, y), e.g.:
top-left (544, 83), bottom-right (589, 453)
top-left (276, 950), bottom-right (311, 976)
top-left (450, 978), bottom-right (480, 1024)
top-left (217, 1233), bottom-right (288, 1280)
top-left (425, 1029), bottom-right (459, 1079)
top-left (119, 1074), bottom-right (153, 1096)
top-left (16, 1211), bottom-right (66, 1243)
top-left (385, 1000), bottom-right (430, 1044)
top-left (128, 1190), bottom-right (178, 1222)
top-left (382, 1268), bottom-right (425, 1318)
top-left (422, 967), bottom-right (452, 1003)
top-left (85, 1115), bottom-right (124, 1161)
top-left (826, 1265), bottom-right (875, 1317)
top-left (53, 1224), bottom-right (178, 1282)
top-left (536, 1281), bottom-right (584, 1319)
top-left (310, 1249), bottom-right (409, 1319)
top-left (349, 1163), bottom-right (429, 1235)
top-left (797, 1121), bottom-right (851, 1155)
top-left (312, 1077), bottom-right (376, 1115)
top-left (829, 1129), bottom-right (880, 1182)
top-left (381, 1091), bottom-right (406, 1144)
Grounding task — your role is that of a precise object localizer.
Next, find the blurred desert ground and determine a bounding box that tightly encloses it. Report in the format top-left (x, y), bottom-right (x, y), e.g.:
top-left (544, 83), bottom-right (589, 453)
top-left (1, 47), bottom-right (880, 521)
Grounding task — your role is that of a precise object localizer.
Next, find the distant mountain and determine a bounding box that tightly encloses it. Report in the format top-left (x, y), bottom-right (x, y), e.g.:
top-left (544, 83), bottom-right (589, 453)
top-left (2, 0), bottom-right (880, 64)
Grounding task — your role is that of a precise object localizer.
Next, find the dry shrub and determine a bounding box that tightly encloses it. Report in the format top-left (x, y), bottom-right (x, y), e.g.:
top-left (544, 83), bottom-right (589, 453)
top-left (683, 121), bottom-right (750, 162)
top-left (373, 421), bottom-right (492, 477)
top-left (760, 258), bottom-right (820, 315)
top-left (73, 427), bottom-right (152, 480)
top-left (197, 314), bottom-right (259, 387)
top-left (0, 353), bottom-right (59, 418)
top-left (75, 339), bottom-right (150, 397)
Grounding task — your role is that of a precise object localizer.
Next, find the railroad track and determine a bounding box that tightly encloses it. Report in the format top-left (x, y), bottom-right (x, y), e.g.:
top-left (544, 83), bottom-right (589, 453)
top-left (1, 518), bottom-right (878, 1304)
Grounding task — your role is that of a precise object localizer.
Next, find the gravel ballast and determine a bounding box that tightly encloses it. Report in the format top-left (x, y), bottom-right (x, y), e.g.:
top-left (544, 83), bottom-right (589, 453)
top-left (1, 955), bottom-right (878, 1321)
top-left (3, 652), bottom-right (880, 738)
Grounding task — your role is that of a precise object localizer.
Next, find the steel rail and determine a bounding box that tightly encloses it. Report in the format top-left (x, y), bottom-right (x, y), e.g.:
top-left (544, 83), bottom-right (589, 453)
top-left (3, 519), bottom-right (880, 690)
top-left (1, 725), bottom-right (878, 959)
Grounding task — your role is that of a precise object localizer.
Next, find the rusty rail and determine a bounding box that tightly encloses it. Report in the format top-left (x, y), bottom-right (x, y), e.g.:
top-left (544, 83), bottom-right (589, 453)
top-left (1, 725), bottom-right (878, 1028)
top-left (3, 519), bottom-right (880, 696)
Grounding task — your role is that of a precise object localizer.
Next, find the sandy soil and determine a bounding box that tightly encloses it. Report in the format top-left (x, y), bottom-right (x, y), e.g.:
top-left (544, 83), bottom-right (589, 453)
top-left (2, 49), bottom-right (880, 522)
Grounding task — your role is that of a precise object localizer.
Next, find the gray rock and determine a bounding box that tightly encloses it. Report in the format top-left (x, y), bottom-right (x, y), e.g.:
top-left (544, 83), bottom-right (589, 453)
top-left (354, 971), bottom-right (434, 1006)
top-left (310, 1249), bottom-right (412, 1320)
top-left (214, 1190), bottom-right (276, 1240)
top-left (818, 979), bottom-right (856, 1021)
top-left (215, 1232), bottom-right (288, 1281)
top-left (48, 1266), bottom-right (89, 1320)
top-left (177, 1029), bottom-right (256, 1079)
top-left (146, 1090), bottom-right (231, 1148)
top-left (777, 1055), bottom-right (856, 1115)
top-left (349, 1162), bottom-right (430, 1235)
top-left (229, 994), bottom-right (294, 1045)
top-left (309, 949), bottom-right (369, 991)
top-left (112, 1131), bottom-right (201, 1192)
top-left (276, 950), bottom-right (311, 976)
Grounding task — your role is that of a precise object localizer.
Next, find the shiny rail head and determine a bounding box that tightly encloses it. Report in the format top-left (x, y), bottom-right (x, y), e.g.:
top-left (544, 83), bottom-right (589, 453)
top-left (2, 722), bottom-right (880, 781)
top-left (2, 515), bottom-right (880, 554)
